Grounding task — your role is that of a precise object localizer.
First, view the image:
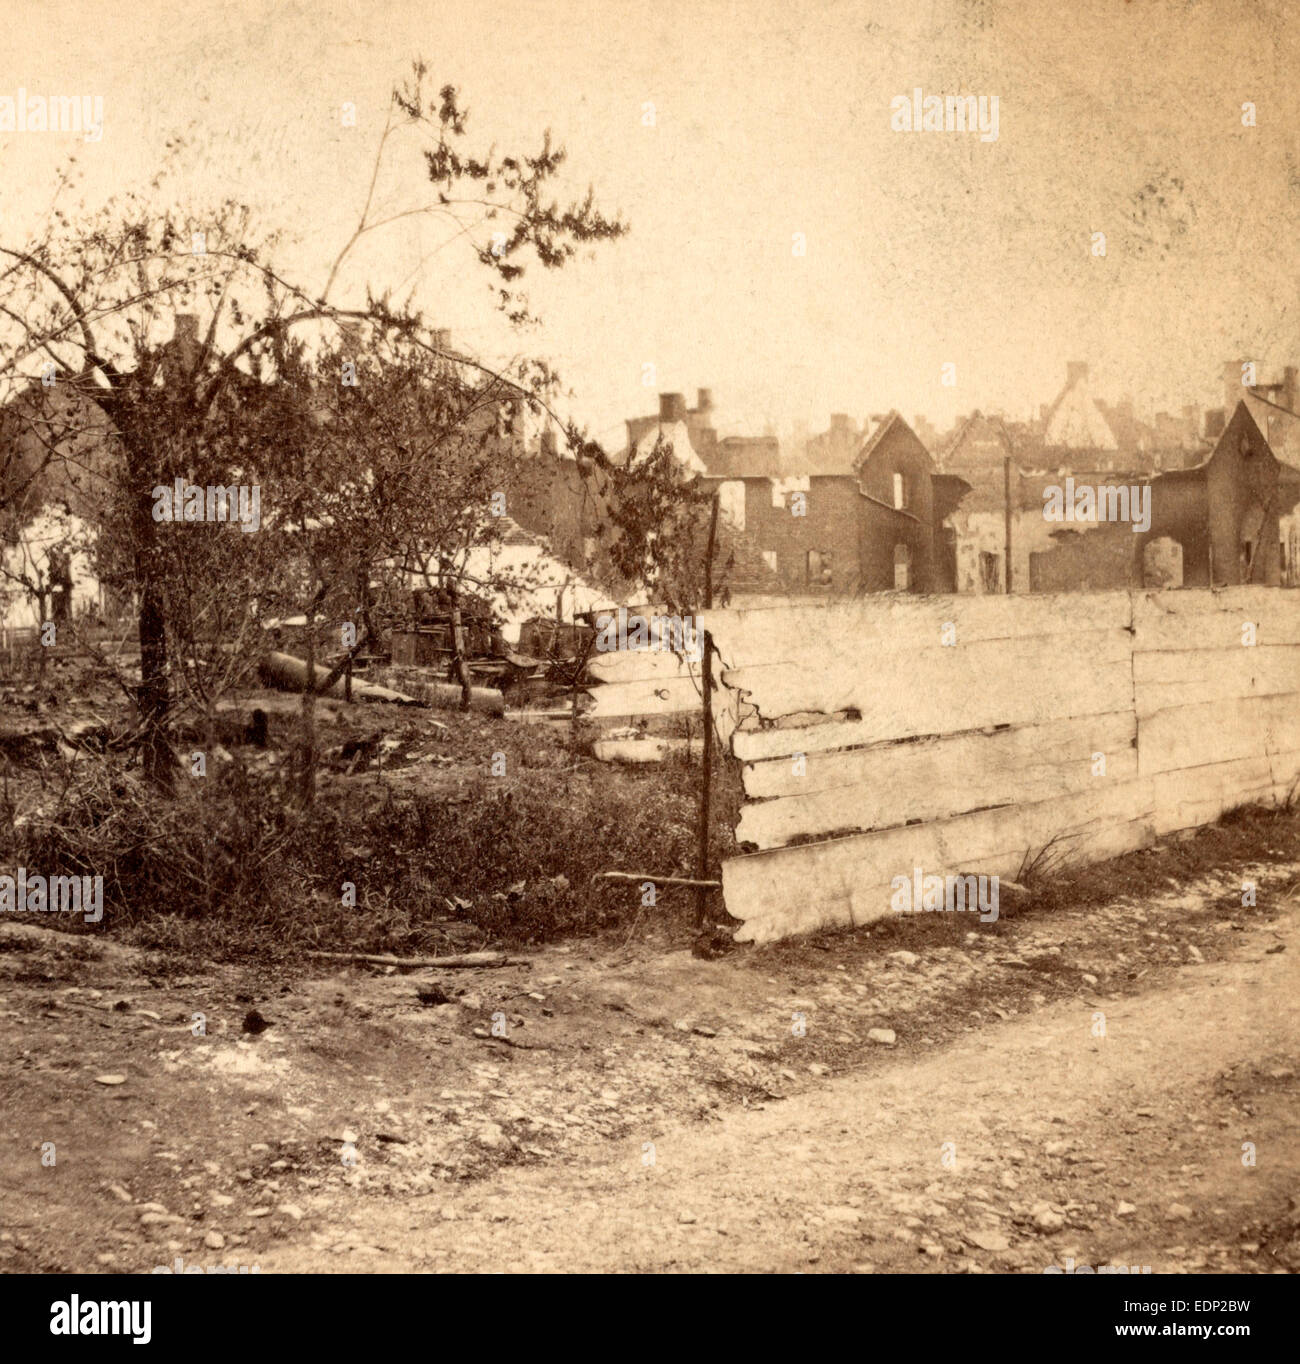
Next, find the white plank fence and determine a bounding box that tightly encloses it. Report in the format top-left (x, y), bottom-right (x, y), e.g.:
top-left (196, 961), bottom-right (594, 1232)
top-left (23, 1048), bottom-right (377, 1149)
top-left (700, 587), bottom-right (1300, 943)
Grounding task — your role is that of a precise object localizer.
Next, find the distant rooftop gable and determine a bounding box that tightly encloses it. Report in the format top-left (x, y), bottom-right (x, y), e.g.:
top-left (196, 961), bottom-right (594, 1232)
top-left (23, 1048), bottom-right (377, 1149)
top-left (940, 410), bottom-right (1020, 470)
top-left (627, 418), bottom-right (709, 476)
top-left (852, 410), bottom-right (909, 474)
top-left (1042, 363), bottom-right (1119, 451)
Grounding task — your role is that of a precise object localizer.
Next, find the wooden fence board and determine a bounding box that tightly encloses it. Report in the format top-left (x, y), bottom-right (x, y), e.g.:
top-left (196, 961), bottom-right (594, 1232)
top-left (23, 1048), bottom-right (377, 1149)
top-left (585, 675), bottom-right (702, 717)
top-left (722, 777), bottom-right (1157, 943)
top-left (721, 630), bottom-right (1133, 738)
top-left (1132, 646), bottom-right (1300, 716)
top-left (732, 716), bottom-right (879, 763)
top-left (1150, 756), bottom-right (1279, 837)
top-left (736, 711), bottom-right (1136, 849)
top-left (1137, 693), bottom-right (1300, 776)
top-left (1132, 588), bottom-right (1300, 650)
top-left (584, 650), bottom-right (743, 741)
top-left (586, 649), bottom-right (705, 684)
top-left (700, 591), bottom-right (1132, 666)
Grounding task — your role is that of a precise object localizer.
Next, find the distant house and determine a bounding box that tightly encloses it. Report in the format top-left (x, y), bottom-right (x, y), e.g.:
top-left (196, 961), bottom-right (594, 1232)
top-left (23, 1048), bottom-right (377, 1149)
top-left (702, 411), bottom-right (966, 596)
top-left (1137, 399), bottom-right (1300, 588)
top-left (1219, 360), bottom-right (1300, 465)
top-left (802, 413), bottom-right (861, 475)
top-left (0, 374), bottom-right (121, 630)
top-left (510, 404), bottom-right (787, 609)
top-left (625, 413), bottom-right (709, 476)
top-left (502, 420), bottom-right (628, 608)
top-left (624, 391), bottom-right (719, 471)
top-left (711, 432), bottom-right (782, 479)
top-left (1028, 401), bottom-right (1300, 590)
top-left (938, 411), bottom-right (1037, 593)
top-left (941, 410), bottom-right (1021, 472)
top-left (939, 368), bottom-right (1210, 594)
top-left (1212, 361), bottom-right (1300, 585)
top-left (856, 411), bottom-right (966, 593)
top-left (623, 389), bottom-right (783, 479)
top-left (1040, 361), bottom-right (1122, 465)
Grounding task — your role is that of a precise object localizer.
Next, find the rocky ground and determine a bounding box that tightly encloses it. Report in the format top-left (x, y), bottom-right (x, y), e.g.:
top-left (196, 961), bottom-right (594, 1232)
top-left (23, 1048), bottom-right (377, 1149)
top-left (2, 810), bottom-right (1298, 1274)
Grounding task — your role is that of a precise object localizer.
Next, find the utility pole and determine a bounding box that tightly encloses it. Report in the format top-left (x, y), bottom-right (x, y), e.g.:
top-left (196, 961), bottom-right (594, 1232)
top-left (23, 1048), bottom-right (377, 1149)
top-left (1003, 455), bottom-right (1014, 593)
top-left (695, 491), bottom-right (720, 929)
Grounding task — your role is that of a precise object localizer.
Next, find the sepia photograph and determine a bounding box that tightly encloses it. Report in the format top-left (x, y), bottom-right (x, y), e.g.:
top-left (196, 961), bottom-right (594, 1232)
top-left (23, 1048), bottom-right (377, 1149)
top-left (0, 0), bottom-right (1296, 1337)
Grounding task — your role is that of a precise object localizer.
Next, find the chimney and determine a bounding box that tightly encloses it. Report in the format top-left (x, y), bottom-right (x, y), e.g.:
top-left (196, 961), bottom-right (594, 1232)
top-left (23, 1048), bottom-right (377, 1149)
top-left (1205, 408), bottom-right (1226, 440)
top-left (830, 412), bottom-right (851, 433)
top-left (659, 392), bottom-right (687, 424)
top-left (1284, 366), bottom-right (1298, 413)
top-left (1066, 361), bottom-right (1088, 387)
top-left (432, 327), bottom-right (452, 353)
top-left (1223, 359), bottom-right (1246, 413)
top-left (696, 388), bottom-right (713, 413)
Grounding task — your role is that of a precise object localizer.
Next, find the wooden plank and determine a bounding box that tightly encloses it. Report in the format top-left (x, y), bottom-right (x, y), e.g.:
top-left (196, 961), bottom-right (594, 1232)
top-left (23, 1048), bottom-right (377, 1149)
top-left (700, 591), bottom-right (1132, 667)
top-left (584, 654), bottom-right (743, 741)
top-left (1150, 756), bottom-right (1279, 837)
top-left (722, 777), bottom-right (1157, 944)
top-left (1132, 646), bottom-right (1300, 716)
top-left (1270, 747), bottom-right (1300, 801)
top-left (585, 675), bottom-right (702, 717)
top-left (732, 715), bottom-right (877, 763)
top-left (586, 648), bottom-right (704, 684)
top-left (1132, 588), bottom-right (1300, 651)
top-left (736, 711), bottom-right (1136, 849)
top-left (721, 630), bottom-right (1134, 739)
top-left (1137, 693), bottom-right (1300, 776)
top-left (741, 710), bottom-right (1135, 799)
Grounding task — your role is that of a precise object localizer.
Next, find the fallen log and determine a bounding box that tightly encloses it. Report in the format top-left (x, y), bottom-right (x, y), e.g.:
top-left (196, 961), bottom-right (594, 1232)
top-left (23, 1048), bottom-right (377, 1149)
top-left (304, 949), bottom-right (520, 969)
top-left (594, 871), bottom-right (721, 889)
top-left (261, 651), bottom-right (420, 705)
top-left (393, 677), bottom-right (506, 714)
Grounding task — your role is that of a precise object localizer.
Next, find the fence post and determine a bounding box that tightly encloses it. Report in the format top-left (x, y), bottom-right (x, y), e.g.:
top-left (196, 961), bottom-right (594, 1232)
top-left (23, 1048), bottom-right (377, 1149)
top-left (695, 491), bottom-right (720, 928)
top-left (1003, 455), bottom-right (1014, 593)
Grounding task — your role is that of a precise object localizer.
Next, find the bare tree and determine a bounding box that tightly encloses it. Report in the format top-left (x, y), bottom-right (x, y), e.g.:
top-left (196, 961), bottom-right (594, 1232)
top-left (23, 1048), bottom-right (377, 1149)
top-left (0, 66), bottom-right (625, 784)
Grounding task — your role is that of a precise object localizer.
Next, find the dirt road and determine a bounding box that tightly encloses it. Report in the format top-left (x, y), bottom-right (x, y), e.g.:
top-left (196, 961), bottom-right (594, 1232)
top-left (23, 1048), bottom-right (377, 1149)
top-left (4, 824), bottom-right (1299, 1275)
top-left (249, 899), bottom-right (1300, 1273)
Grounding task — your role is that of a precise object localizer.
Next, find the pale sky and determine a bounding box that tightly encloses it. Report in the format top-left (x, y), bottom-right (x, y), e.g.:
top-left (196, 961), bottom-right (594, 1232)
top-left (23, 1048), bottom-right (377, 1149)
top-left (1, 0), bottom-right (1297, 449)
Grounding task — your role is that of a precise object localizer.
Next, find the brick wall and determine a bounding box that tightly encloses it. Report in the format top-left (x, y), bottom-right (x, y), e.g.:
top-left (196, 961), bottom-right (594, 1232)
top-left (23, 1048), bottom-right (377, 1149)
top-left (731, 475), bottom-right (863, 594)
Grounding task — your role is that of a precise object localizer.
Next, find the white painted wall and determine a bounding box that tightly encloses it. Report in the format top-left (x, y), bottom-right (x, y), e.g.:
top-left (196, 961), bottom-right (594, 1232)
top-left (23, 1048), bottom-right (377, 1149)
top-left (0, 512), bottom-right (101, 629)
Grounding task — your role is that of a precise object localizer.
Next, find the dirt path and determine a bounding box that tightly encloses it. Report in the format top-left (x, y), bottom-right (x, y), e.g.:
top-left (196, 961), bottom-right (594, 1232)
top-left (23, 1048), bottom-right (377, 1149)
top-left (4, 825), bottom-right (1298, 1275)
top-left (247, 900), bottom-right (1300, 1274)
